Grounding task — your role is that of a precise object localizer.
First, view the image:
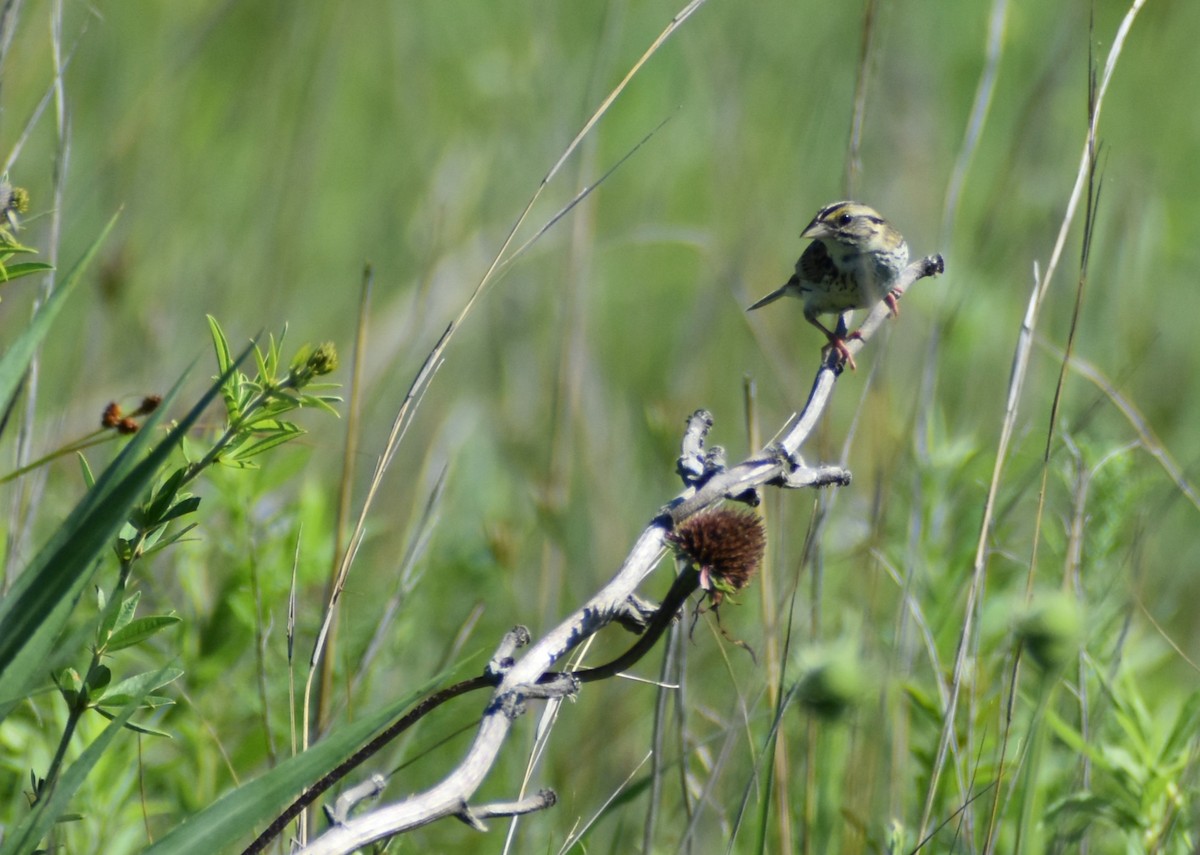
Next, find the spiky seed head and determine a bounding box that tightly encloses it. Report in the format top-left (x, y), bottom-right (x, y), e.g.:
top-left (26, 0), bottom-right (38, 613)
top-left (668, 508), bottom-right (765, 605)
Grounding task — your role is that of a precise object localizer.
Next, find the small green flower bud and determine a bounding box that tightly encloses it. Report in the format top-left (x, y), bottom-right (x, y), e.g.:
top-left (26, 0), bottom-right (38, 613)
top-left (0, 180), bottom-right (28, 231)
top-left (307, 342), bottom-right (338, 376)
top-left (795, 646), bottom-right (867, 720)
top-left (1016, 591), bottom-right (1083, 671)
top-left (289, 342), bottom-right (339, 388)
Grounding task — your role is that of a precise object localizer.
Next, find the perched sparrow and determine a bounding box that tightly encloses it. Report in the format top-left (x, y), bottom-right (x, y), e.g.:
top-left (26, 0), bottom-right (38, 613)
top-left (749, 201), bottom-right (909, 370)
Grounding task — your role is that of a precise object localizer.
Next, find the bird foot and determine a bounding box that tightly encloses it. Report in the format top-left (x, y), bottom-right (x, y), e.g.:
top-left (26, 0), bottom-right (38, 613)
top-left (885, 290), bottom-right (901, 318)
top-left (822, 335), bottom-right (858, 371)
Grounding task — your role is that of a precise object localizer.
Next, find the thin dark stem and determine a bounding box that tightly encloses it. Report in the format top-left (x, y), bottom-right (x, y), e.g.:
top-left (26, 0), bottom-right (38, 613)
top-left (243, 569), bottom-right (701, 855)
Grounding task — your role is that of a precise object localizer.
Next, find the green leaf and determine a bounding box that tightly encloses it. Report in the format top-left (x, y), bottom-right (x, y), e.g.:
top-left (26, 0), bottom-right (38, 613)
top-left (138, 693), bottom-right (175, 711)
top-left (253, 337), bottom-right (271, 382)
top-left (0, 667), bottom-right (164, 855)
top-left (76, 452), bottom-right (96, 489)
top-left (1161, 689), bottom-right (1200, 761)
top-left (92, 705), bottom-right (173, 737)
top-left (228, 425), bottom-right (305, 461)
top-left (0, 340), bottom-right (256, 718)
top-left (207, 314), bottom-right (233, 376)
top-left (0, 261), bottom-right (54, 282)
top-left (143, 467), bottom-right (187, 520)
top-left (105, 614), bottom-right (182, 653)
top-left (299, 393), bottom-right (343, 417)
top-left (207, 315), bottom-right (241, 419)
top-left (215, 456), bottom-right (260, 471)
top-left (0, 238), bottom-right (38, 257)
top-left (95, 667), bottom-right (184, 706)
top-left (85, 665), bottom-right (112, 694)
top-left (141, 522), bottom-right (200, 558)
top-left (111, 591), bottom-right (142, 635)
top-left (161, 494), bottom-right (202, 524)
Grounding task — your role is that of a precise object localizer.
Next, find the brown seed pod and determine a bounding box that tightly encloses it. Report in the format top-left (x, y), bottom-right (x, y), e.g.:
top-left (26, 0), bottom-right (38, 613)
top-left (667, 508), bottom-right (766, 606)
top-left (101, 402), bottom-right (123, 429)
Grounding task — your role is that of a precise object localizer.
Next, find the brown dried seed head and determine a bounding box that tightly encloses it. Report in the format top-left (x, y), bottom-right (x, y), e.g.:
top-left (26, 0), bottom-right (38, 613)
top-left (116, 417), bottom-right (140, 435)
top-left (137, 394), bottom-right (163, 415)
top-left (668, 508), bottom-right (766, 593)
top-left (101, 402), bottom-right (123, 428)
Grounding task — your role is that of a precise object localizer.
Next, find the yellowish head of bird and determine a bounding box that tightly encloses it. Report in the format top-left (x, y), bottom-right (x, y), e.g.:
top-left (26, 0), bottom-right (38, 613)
top-left (799, 201), bottom-right (900, 254)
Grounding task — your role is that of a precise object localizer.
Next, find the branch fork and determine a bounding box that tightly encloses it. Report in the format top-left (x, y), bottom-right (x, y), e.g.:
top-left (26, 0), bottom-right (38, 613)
top-left (293, 254), bottom-right (944, 854)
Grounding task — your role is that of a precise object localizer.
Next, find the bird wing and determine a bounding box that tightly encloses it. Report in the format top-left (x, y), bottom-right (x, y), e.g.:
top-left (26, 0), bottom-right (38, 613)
top-left (796, 239), bottom-right (836, 286)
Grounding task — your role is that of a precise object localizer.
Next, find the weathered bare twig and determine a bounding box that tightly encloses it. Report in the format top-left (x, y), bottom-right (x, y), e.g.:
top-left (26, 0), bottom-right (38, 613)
top-left (455, 790), bottom-right (558, 831)
top-left (291, 254), bottom-right (942, 854)
top-left (323, 775), bottom-right (386, 826)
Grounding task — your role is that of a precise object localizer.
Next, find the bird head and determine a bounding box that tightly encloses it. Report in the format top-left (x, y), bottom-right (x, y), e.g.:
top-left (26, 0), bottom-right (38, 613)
top-left (800, 201), bottom-right (895, 252)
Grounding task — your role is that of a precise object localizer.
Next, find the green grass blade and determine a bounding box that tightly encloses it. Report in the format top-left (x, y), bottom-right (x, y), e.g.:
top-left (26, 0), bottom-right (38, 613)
top-left (143, 685), bottom-right (433, 855)
top-left (0, 213), bottom-right (117, 415)
top-left (0, 668), bottom-right (163, 855)
top-left (0, 344), bottom-right (254, 717)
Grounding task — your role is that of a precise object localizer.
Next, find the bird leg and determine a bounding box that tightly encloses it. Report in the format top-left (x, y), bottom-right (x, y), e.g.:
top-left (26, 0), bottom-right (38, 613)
top-left (884, 290), bottom-right (901, 318)
top-left (805, 314), bottom-right (857, 371)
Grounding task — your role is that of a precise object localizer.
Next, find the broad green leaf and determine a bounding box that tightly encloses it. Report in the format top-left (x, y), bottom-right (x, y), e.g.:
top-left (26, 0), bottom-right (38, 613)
top-left (97, 584), bottom-right (138, 645)
top-left (105, 615), bottom-right (182, 653)
top-left (144, 467), bottom-right (189, 524)
top-left (85, 665), bottom-right (112, 694)
top-left (160, 495), bottom-right (202, 524)
top-left (95, 667), bottom-right (184, 706)
top-left (111, 591), bottom-right (142, 636)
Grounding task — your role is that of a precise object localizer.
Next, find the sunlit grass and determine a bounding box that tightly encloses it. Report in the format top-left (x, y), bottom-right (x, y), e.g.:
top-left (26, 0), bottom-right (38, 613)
top-left (1, 0), bottom-right (1199, 852)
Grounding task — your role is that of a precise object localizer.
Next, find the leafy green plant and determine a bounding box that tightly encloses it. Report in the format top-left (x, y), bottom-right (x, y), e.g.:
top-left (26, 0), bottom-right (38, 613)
top-left (0, 179), bottom-right (52, 286)
top-left (1047, 662), bottom-right (1200, 853)
top-left (0, 305), bottom-right (339, 853)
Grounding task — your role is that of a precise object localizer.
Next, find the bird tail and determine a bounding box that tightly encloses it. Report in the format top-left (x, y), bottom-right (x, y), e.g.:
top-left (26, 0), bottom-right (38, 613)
top-left (747, 287), bottom-right (786, 311)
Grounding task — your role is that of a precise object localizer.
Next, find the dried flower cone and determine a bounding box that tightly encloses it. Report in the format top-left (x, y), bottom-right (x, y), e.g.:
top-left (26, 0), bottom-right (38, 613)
top-left (668, 508), bottom-right (766, 605)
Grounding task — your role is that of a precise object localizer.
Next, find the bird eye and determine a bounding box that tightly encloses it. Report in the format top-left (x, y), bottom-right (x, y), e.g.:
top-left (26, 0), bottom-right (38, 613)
top-left (838, 213), bottom-right (853, 226)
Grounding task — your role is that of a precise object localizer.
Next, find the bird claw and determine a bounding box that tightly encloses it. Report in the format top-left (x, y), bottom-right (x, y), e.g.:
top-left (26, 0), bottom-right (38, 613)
top-left (885, 290), bottom-right (901, 318)
top-left (822, 336), bottom-right (858, 371)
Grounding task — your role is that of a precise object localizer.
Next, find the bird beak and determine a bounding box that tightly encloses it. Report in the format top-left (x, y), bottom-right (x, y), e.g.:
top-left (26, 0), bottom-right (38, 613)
top-left (800, 219), bottom-right (832, 241)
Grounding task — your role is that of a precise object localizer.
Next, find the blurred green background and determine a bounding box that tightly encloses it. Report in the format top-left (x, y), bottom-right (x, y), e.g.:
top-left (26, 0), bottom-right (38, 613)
top-left (4, 0), bottom-right (1200, 851)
